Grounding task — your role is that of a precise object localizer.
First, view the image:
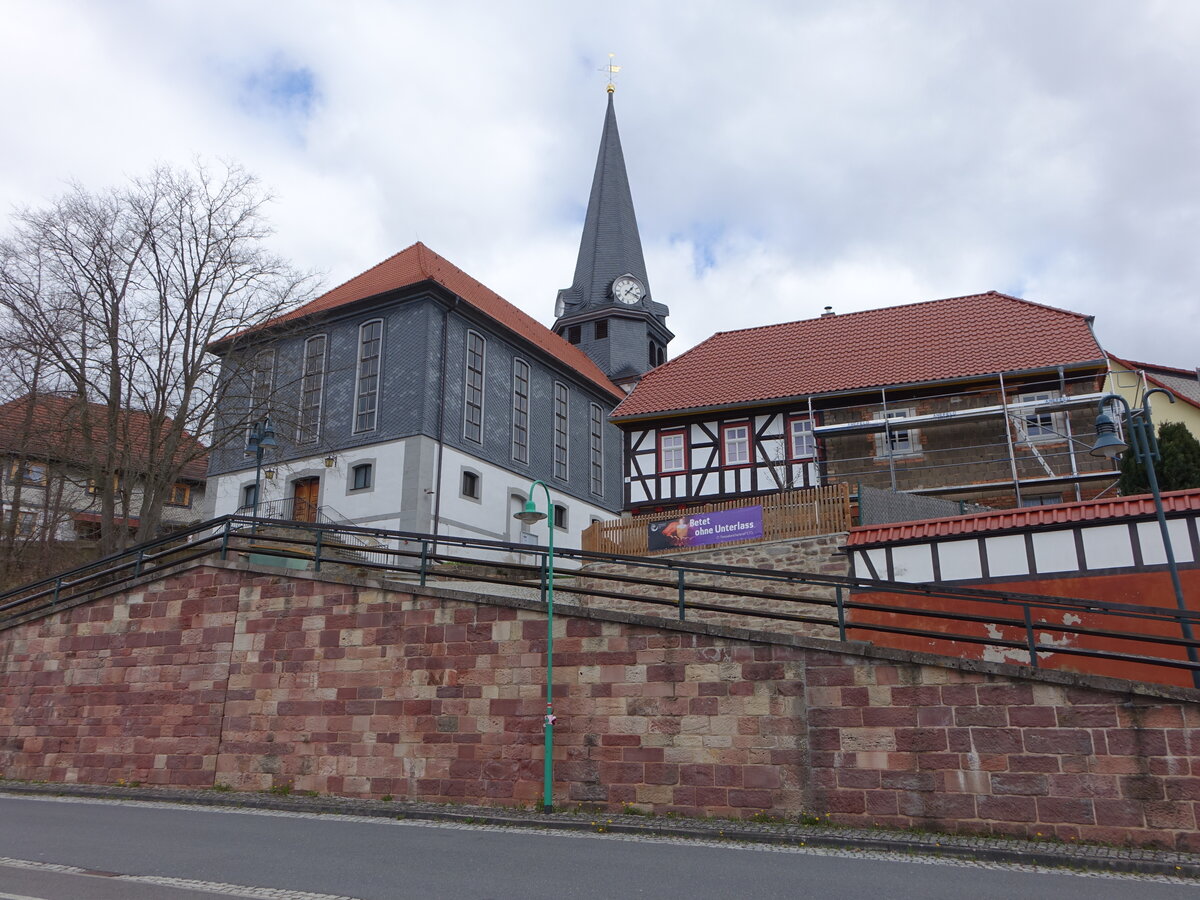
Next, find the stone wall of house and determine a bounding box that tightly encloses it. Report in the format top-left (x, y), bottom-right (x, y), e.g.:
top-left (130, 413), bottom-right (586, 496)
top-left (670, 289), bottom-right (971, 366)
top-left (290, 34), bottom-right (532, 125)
top-left (570, 533), bottom-right (849, 639)
top-left (2, 560), bottom-right (1200, 849)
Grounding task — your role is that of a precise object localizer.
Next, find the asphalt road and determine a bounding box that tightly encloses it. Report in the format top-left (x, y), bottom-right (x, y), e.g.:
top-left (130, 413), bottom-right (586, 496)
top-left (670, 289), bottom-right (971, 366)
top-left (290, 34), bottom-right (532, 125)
top-left (0, 794), bottom-right (1197, 900)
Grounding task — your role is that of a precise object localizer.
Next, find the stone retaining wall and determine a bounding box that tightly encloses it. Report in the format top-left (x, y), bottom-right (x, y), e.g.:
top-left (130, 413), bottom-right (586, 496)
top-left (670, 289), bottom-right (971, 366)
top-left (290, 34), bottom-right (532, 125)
top-left (2, 560), bottom-right (1199, 849)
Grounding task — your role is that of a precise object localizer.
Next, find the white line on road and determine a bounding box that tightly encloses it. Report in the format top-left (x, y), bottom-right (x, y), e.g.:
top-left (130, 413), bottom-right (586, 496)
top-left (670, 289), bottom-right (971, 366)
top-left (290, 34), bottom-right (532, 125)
top-left (0, 857), bottom-right (360, 900)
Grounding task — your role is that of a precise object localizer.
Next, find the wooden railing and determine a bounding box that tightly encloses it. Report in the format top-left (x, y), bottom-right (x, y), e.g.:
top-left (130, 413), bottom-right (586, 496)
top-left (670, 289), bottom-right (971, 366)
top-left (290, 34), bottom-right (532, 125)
top-left (582, 483), bottom-right (851, 556)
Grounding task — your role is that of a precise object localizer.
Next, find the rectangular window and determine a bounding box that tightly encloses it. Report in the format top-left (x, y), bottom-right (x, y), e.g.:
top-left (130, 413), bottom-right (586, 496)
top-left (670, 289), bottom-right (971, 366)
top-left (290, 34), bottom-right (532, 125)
top-left (789, 417), bottom-right (815, 459)
top-left (876, 408), bottom-right (919, 456)
top-left (351, 463), bottom-right (373, 491)
top-left (553, 503), bottom-right (568, 530)
top-left (594, 320), bottom-right (608, 340)
top-left (589, 403), bottom-right (604, 496)
top-left (553, 381), bottom-right (569, 480)
top-left (1019, 391), bottom-right (1062, 441)
top-left (15, 510), bottom-right (36, 536)
top-left (9, 460), bottom-right (47, 486)
top-left (461, 470), bottom-right (480, 499)
top-left (1019, 493), bottom-right (1062, 507)
top-left (165, 482), bottom-right (192, 507)
top-left (241, 483), bottom-right (257, 509)
top-left (251, 349), bottom-right (275, 418)
top-left (355, 320), bottom-right (383, 433)
top-left (721, 423), bottom-right (751, 467)
top-left (659, 431), bottom-right (686, 473)
top-left (298, 335), bottom-right (327, 444)
top-left (512, 358), bottom-right (530, 463)
top-left (567, 325), bottom-right (581, 345)
top-left (464, 330), bottom-right (486, 443)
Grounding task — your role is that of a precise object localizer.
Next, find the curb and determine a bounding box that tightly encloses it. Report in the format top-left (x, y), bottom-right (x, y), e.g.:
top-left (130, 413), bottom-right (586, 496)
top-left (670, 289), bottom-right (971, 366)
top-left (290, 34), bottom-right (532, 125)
top-left (3, 781), bottom-right (1199, 880)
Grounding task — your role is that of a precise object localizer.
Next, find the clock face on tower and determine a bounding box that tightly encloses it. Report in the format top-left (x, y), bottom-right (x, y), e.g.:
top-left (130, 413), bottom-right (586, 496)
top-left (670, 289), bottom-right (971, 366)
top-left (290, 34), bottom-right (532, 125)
top-left (611, 274), bottom-right (645, 305)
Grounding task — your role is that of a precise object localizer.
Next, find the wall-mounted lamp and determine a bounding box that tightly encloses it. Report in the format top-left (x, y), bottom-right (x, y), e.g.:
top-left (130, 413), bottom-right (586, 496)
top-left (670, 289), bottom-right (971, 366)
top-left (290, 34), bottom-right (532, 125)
top-left (264, 467), bottom-right (277, 480)
top-left (324, 454), bottom-right (337, 468)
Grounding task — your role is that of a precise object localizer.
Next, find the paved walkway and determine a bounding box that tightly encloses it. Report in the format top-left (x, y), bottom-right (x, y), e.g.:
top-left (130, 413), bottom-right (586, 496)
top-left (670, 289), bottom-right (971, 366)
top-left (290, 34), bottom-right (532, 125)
top-left (2, 781), bottom-right (1198, 881)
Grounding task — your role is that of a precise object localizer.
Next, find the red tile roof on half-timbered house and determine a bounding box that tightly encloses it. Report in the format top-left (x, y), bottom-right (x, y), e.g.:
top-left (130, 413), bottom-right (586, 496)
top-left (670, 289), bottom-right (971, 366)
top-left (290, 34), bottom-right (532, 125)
top-left (848, 487), bottom-right (1200, 546)
top-left (215, 242), bottom-right (623, 401)
top-left (0, 394), bottom-right (209, 480)
top-left (613, 291), bottom-right (1104, 420)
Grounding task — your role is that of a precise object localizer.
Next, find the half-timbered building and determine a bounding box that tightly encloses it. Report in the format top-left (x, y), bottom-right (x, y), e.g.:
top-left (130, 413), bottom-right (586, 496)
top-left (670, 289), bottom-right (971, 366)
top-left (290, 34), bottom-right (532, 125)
top-left (611, 292), bottom-right (1119, 514)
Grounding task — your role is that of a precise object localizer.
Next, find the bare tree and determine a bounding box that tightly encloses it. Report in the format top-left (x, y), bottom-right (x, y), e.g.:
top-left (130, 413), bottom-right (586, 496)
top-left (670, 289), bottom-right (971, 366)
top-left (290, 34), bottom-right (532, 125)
top-left (0, 161), bottom-right (313, 556)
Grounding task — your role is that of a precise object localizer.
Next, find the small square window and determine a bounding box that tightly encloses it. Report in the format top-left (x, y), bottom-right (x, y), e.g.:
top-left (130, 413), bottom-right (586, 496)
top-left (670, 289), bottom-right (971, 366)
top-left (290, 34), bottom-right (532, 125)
top-left (461, 470), bottom-right (480, 499)
top-left (875, 409), bottom-right (921, 457)
top-left (594, 320), bottom-right (608, 340)
top-left (552, 503), bottom-right (568, 530)
top-left (351, 463), bottom-right (373, 491)
top-left (165, 482), bottom-right (192, 507)
top-left (1018, 391), bottom-right (1064, 442)
top-left (722, 423), bottom-right (751, 466)
top-left (567, 325), bottom-right (581, 345)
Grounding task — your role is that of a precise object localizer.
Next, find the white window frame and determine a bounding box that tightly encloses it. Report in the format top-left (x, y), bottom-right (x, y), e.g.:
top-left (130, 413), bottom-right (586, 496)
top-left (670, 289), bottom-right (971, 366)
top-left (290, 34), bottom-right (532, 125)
top-left (297, 335), bottom-right (327, 444)
top-left (875, 408), bottom-right (920, 457)
top-left (589, 403), bottom-right (604, 496)
top-left (553, 381), bottom-right (569, 481)
top-left (659, 431), bottom-right (686, 473)
top-left (789, 417), bottom-right (816, 459)
top-left (354, 320), bottom-right (383, 434)
top-left (1018, 391), bottom-right (1064, 442)
top-left (722, 423), bottom-right (751, 467)
top-left (512, 358), bottom-right (530, 463)
top-left (464, 330), bottom-right (486, 444)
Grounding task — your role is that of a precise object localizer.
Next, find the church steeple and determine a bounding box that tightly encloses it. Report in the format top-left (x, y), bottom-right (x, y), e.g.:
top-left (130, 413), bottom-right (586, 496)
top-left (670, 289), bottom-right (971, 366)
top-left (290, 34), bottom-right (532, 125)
top-left (555, 89), bottom-right (671, 390)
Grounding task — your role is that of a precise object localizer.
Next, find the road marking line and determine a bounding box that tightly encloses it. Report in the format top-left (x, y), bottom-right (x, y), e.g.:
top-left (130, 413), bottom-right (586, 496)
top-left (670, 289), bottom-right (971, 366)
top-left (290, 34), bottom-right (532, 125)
top-left (0, 858), bottom-right (359, 900)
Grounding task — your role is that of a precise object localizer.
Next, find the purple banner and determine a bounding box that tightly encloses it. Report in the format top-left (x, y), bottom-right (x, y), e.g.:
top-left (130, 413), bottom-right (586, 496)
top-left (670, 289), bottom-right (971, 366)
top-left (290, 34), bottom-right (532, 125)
top-left (647, 505), bottom-right (764, 551)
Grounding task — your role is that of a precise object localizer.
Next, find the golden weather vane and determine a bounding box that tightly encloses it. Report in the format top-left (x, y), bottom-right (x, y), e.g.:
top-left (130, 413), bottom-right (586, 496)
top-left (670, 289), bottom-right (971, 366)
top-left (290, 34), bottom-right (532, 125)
top-left (600, 53), bottom-right (621, 93)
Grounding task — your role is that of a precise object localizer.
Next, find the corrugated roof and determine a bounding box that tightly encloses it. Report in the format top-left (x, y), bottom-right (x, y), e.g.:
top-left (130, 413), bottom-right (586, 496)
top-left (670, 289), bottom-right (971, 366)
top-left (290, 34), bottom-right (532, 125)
top-left (848, 487), bottom-right (1200, 545)
top-left (220, 242), bottom-right (623, 401)
top-left (0, 394), bottom-right (208, 480)
top-left (613, 291), bottom-right (1102, 420)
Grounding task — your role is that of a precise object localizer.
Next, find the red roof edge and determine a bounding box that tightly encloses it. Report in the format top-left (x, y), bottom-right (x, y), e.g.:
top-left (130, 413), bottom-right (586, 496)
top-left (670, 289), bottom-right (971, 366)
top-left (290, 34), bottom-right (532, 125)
top-left (1107, 354), bottom-right (1200, 413)
top-left (848, 487), bottom-right (1200, 545)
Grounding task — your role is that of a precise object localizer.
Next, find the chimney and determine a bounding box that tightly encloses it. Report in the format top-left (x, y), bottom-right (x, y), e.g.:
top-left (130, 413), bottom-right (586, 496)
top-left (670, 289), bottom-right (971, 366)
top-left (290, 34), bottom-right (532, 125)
top-left (821, 306), bottom-right (835, 318)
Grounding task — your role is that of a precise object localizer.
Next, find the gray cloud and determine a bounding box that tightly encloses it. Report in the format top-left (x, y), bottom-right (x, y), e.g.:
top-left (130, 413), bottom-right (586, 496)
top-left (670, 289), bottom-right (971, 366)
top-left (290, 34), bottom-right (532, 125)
top-left (1, 0), bottom-right (1196, 367)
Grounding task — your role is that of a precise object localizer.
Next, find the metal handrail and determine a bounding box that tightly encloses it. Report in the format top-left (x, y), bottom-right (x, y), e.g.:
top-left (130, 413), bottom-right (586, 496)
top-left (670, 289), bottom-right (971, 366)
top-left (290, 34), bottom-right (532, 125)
top-left (1, 514), bottom-right (1198, 683)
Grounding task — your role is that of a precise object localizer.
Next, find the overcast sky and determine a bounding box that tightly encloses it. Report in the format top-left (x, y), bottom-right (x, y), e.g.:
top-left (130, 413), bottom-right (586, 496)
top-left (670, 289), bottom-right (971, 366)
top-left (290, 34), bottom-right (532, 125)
top-left (2, 1), bottom-right (1198, 367)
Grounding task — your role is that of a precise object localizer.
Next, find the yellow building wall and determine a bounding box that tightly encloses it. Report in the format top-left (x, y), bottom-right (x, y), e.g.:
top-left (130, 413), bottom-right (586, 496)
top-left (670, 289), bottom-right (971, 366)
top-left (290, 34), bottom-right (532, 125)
top-left (1105, 360), bottom-right (1200, 443)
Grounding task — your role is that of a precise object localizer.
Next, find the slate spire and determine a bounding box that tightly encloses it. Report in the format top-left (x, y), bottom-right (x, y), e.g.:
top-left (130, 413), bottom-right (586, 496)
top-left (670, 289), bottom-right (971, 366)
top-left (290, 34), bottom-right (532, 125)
top-left (555, 89), bottom-right (671, 388)
top-left (556, 91), bottom-right (652, 313)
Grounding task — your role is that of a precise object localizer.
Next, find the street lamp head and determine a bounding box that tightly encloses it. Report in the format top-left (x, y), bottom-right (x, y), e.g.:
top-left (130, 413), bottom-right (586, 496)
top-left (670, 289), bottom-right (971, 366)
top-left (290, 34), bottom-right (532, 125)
top-left (259, 418), bottom-right (278, 450)
top-left (513, 498), bottom-right (547, 525)
top-left (1090, 411), bottom-right (1128, 459)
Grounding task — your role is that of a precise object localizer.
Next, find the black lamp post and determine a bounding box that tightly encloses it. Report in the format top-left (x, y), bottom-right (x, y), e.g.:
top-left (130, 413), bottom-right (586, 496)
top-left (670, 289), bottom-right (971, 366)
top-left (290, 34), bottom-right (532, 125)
top-left (1091, 390), bottom-right (1198, 687)
top-left (245, 418), bottom-right (277, 531)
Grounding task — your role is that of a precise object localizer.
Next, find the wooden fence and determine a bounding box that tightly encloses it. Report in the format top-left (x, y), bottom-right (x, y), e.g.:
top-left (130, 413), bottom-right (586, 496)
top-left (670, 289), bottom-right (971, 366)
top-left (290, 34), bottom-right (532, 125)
top-left (582, 483), bottom-right (851, 556)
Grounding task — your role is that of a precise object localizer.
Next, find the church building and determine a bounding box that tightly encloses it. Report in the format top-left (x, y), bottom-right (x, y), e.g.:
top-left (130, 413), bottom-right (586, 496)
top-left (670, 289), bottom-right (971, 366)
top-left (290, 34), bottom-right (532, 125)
top-left (204, 88), bottom-right (663, 552)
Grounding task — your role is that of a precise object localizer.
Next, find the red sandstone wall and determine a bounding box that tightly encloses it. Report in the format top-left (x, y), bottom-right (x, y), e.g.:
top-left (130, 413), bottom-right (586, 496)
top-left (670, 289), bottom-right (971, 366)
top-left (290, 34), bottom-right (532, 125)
top-left (2, 563), bottom-right (1200, 849)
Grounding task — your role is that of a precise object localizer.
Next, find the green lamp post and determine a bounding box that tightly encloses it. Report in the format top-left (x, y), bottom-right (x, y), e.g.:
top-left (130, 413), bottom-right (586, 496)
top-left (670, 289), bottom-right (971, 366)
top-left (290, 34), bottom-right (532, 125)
top-left (512, 479), bottom-right (557, 812)
top-left (1091, 390), bottom-right (1199, 687)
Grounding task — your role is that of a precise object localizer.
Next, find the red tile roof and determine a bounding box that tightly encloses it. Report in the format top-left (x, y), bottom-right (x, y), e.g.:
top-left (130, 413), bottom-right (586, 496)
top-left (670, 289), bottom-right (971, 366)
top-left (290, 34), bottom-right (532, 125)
top-left (0, 395), bottom-right (208, 480)
top-left (848, 487), bottom-right (1200, 545)
top-left (613, 292), bottom-right (1103, 420)
top-left (222, 242), bottom-right (623, 401)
